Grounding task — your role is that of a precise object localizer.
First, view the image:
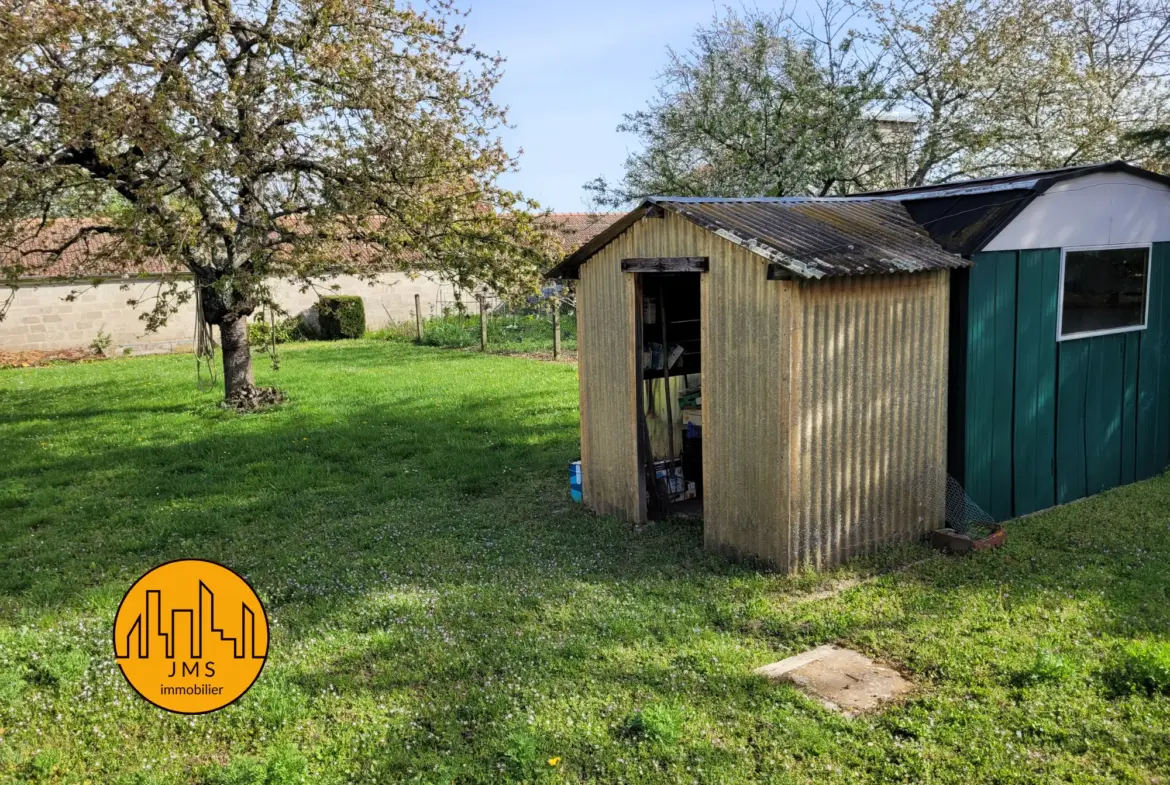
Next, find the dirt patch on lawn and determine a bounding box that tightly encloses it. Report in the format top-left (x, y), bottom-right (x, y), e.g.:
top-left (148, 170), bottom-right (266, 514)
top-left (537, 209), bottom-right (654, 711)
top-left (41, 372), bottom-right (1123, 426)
top-left (0, 348), bottom-right (104, 369)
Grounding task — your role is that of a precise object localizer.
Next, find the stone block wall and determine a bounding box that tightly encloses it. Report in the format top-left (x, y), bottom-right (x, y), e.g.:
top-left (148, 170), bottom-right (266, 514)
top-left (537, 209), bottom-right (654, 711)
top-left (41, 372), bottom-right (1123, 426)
top-left (0, 272), bottom-right (455, 354)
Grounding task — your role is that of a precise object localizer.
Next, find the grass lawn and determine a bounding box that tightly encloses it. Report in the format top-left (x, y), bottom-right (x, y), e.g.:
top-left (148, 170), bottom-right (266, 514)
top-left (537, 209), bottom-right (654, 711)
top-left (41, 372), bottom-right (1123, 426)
top-left (1, 341), bottom-right (1169, 784)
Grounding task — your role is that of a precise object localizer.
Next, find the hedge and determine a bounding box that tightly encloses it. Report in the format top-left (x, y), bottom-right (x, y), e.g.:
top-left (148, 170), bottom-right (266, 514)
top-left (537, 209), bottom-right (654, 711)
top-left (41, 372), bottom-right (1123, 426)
top-left (318, 296), bottom-right (366, 339)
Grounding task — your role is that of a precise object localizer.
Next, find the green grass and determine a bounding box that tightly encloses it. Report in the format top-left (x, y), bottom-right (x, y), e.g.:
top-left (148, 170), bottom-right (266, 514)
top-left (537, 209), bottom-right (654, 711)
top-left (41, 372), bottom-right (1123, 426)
top-left (1, 341), bottom-right (1169, 784)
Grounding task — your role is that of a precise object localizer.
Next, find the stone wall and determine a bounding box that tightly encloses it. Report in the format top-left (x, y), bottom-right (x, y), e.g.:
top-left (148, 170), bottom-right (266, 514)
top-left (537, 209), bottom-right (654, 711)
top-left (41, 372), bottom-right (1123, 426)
top-left (0, 273), bottom-right (456, 354)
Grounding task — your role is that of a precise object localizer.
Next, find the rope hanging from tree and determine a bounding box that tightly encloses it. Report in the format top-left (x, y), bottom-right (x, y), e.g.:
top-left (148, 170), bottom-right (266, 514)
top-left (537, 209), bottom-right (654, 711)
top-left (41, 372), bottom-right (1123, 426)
top-left (194, 286), bottom-right (218, 392)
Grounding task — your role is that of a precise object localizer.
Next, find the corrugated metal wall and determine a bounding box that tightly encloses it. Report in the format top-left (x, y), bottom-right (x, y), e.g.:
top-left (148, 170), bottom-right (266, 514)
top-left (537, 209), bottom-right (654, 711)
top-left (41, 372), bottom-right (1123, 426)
top-left (787, 272), bottom-right (949, 569)
top-left (576, 212), bottom-right (951, 571)
top-left (957, 243), bottom-right (1170, 520)
top-left (699, 223), bottom-right (793, 571)
top-left (577, 225), bottom-right (643, 520)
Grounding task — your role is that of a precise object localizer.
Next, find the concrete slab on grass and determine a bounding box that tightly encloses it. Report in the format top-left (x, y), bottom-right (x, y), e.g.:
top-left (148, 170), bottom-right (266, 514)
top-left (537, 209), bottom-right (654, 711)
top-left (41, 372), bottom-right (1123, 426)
top-left (754, 645), bottom-right (912, 716)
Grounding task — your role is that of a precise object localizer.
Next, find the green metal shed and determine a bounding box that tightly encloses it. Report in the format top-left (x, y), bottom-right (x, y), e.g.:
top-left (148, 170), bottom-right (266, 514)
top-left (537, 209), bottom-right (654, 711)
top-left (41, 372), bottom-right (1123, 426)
top-left (870, 161), bottom-right (1170, 519)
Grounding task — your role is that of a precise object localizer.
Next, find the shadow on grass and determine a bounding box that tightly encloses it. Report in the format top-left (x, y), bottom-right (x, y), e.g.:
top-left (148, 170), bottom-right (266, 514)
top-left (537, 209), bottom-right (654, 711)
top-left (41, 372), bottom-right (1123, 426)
top-left (0, 383), bottom-right (717, 612)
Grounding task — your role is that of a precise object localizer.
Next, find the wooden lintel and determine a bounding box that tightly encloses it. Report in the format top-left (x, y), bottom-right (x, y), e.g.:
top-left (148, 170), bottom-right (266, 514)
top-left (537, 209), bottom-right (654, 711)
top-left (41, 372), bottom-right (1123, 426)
top-left (621, 256), bottom-right (709, 273)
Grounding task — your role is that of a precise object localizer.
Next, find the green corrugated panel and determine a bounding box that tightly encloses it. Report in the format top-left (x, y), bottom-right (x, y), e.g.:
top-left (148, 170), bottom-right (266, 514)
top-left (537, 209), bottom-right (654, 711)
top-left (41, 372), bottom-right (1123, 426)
top-left (1057, 340), bottom-right (1089, 504)
top-left (966, 251), bottom-right (1017, 521)
top-left (1084, 334), bottom-right (1126, 495)
top-left (1137, 243), bottom-right (1170, 479)
top-left (1013, 249), bottom-right (1059, 515)
top-left (1121, 331), bottom-right (1140, 485)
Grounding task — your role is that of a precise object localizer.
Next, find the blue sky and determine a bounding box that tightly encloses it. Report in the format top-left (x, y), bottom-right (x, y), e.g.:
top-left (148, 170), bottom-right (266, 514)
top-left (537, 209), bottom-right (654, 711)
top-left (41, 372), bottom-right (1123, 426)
top-left (462, 0), bottom-right (723, 212)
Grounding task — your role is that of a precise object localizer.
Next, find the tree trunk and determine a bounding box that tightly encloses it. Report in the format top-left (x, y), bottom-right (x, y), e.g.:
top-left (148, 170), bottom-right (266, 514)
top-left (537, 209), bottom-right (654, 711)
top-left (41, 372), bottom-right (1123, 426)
top-left (219, 315), bottom-right (255, 399)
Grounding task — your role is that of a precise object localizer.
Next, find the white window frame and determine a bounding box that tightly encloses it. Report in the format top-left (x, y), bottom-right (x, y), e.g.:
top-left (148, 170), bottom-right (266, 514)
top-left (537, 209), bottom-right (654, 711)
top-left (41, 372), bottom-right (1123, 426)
top-left (1057, 242), bottom-right (1153, 341)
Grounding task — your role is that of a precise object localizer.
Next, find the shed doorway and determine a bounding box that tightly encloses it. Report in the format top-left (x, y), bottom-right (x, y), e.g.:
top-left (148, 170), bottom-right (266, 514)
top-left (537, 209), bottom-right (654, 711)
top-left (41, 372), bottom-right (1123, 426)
top-left (635, 272), bottom-right (703, 520)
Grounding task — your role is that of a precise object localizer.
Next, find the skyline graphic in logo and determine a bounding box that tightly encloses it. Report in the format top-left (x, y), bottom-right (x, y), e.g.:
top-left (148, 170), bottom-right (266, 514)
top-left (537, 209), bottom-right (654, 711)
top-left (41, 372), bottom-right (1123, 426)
top-left (113, 559), bottom-right (268, 714)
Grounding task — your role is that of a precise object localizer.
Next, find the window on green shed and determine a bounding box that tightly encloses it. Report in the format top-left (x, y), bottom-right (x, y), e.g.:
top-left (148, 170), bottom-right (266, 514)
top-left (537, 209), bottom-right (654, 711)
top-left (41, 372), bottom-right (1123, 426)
top-left (1059, 246), bottom-right (1150, 339)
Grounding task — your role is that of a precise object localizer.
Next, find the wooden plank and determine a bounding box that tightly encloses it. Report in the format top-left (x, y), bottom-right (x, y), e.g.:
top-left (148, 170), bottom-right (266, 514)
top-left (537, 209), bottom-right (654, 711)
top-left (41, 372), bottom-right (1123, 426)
top-left (1056, 340), bottom-right (1088, 504)
top-left (621, 256), bottom-right (709, 273)
top-left (478, 295), bottom-right (488, 352)
top-left (552, 296), bottom-right (561, 359)
top-left (990, 252), bottom-right (1017, 521)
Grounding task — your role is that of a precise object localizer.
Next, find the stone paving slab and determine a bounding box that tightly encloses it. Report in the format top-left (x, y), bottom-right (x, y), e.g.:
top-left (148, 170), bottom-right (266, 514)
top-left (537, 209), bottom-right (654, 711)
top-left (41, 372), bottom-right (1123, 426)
top-left (754, 644), bottom-right (913, 716)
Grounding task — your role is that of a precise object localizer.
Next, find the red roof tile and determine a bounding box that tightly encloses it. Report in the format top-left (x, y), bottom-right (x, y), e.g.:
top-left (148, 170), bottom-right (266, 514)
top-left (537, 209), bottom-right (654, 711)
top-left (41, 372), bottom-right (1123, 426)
top-left (4, 213), bottom-right (621, 279)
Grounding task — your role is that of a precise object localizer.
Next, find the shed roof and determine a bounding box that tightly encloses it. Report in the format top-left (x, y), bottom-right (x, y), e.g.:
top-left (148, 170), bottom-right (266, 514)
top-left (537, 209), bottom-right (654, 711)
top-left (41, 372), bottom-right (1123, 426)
top-left (547, 196), bottom-right (969, 280)
top-left (859, 160), bottom-right (1170, 255)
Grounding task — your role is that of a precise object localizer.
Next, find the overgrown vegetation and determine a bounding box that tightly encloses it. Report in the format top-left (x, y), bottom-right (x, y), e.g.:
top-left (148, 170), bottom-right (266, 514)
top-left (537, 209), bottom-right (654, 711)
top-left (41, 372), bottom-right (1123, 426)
top-left (2, 342), bottom-right (1170, 783)
top-left (248, 316), bottom-right (306, 350)
top-left (375, 311), bottom-right (577, 356)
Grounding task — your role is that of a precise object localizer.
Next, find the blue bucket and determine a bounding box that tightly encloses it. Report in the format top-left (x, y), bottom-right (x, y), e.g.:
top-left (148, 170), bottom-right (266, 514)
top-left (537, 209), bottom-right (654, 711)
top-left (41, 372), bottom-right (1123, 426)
top-left (569, 460), bottom-right (583, 503)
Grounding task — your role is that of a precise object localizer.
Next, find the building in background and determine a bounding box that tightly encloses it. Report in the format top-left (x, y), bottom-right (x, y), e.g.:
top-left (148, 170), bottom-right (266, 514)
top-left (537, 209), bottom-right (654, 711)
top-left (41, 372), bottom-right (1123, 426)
top-left (0, 213), bottom-right (615, 354)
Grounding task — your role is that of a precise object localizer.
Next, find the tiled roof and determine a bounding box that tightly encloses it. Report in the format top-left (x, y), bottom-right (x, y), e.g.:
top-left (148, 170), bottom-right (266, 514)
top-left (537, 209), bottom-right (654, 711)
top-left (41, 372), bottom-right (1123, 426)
top-left (4, 213), bottom-right (620, 279)
top-left (541, 213), bottom-right (624, 252)
top-left (1, 219), bottom-right (177, 280)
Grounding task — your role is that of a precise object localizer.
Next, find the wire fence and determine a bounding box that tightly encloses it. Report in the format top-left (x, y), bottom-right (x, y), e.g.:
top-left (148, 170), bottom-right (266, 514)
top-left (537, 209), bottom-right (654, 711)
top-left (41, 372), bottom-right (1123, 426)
top-left (385, 289), bottom-right (577, 359)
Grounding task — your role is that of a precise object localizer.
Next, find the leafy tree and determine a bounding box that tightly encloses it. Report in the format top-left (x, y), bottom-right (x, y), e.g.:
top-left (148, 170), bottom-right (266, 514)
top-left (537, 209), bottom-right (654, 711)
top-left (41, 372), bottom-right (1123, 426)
top-left (0, 0), bottom-right (553, 405)
top-left (585, 2), bottom-right (898, 205)
top-left (869, 0), bottom-right (1170, 184)
top-left (592, 0), bottom-right (1170, 202)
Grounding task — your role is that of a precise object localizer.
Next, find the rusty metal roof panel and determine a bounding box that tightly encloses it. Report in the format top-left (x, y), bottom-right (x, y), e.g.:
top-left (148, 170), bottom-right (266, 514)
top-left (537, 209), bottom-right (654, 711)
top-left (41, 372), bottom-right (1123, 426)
top-left (652, 197), bottom-right (969, 279)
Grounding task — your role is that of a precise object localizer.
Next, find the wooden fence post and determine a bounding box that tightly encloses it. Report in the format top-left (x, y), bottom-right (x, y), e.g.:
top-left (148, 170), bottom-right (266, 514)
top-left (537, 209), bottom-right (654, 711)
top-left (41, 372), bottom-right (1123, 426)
top-left (552, 296), bottom-right (561, 359)
top-left (414, 293), bottom-right (423, 344)
top-left (479, 295), bottom-right (488, 352)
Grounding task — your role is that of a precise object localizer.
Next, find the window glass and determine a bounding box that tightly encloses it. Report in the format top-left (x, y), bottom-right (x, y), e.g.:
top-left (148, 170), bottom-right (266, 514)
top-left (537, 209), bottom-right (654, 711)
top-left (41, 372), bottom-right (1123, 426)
top-left (1060, 247), bottom-right (1149, 337)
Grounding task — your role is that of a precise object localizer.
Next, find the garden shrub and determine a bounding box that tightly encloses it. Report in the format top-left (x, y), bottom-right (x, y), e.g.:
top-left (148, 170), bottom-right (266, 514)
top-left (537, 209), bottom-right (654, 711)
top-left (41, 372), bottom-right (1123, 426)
top-left (318, 295), bottom-right (366, 339)
top-left (424, 317), bottom-right (476, 348)
top-left (248, 316), bottom-right (304, 348)
top-left (1104, 640), bottom-right (1170, 696)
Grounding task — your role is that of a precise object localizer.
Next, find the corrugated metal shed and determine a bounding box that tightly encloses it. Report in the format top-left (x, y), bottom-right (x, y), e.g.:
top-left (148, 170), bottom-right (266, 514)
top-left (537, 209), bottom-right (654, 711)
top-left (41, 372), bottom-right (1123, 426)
top-left (548, 197), bottom-right (969, 280)
top-left (566, 207), bottom-right (952, 572)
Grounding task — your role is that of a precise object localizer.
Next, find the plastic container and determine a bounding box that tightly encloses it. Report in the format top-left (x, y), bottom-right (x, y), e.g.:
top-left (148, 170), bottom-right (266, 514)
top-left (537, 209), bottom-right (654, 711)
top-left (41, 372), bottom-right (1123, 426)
top-left (569, 460), bottom-right (583, 503)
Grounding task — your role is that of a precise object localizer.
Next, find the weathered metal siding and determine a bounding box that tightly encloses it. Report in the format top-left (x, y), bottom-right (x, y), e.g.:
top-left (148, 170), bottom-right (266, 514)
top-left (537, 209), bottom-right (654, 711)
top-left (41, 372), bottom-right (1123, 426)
top-left (676, 216), bottom-right (792, 570)
top-left (788, 271), bottom-right (949, 569)
top-left (577, 211), bottom-right (952, 572)
top-left (577, 224), bottom-right (643, 520)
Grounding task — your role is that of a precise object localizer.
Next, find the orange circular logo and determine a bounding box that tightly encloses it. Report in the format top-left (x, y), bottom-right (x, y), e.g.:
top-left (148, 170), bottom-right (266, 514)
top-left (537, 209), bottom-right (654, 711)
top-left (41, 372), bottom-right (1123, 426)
top-left (113, 559), bottom-right (268, 714)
